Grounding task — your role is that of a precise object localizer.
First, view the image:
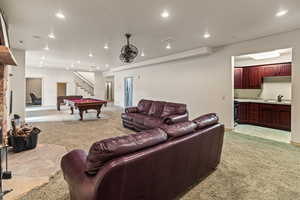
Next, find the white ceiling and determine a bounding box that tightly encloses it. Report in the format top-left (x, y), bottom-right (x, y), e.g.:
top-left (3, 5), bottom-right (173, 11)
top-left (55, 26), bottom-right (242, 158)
top-left (1, 0), bottom-right (300, 71)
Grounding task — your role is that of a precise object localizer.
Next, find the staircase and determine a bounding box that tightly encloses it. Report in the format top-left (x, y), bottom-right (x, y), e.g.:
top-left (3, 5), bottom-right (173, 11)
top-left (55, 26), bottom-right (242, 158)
top-left (73, 71), bottom-right (94, 97)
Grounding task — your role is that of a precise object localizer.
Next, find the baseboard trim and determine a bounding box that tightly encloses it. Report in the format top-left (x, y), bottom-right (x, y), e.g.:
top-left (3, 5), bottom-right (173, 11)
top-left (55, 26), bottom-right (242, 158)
top-left (291, 141), bottom-right (300, 147)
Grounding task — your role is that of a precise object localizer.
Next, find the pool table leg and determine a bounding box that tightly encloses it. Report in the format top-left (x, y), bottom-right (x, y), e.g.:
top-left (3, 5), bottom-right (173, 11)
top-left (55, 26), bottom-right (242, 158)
top-left (79, 110), bottom-right (83, 120)
top-left (70, 107), bottom-right (74, 115)
top-left (97, 108), bottom-right (101, 118)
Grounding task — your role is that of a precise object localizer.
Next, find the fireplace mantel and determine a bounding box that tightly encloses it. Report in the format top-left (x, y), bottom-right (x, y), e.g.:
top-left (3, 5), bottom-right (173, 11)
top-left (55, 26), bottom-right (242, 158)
top-left (0, 46), bottom-right (17, 66)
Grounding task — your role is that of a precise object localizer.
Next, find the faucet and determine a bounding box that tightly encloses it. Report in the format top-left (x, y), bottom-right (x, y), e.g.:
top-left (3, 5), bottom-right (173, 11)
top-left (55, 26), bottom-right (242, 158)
top-left (277, 95), bottom-right (284, 102)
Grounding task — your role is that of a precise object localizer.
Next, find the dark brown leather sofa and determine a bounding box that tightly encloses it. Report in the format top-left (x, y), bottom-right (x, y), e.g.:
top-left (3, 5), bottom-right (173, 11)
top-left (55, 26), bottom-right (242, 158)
top-left (121, 99), bottom-right (189, 131)
top-left (61, 113), bottom-right (224, 200)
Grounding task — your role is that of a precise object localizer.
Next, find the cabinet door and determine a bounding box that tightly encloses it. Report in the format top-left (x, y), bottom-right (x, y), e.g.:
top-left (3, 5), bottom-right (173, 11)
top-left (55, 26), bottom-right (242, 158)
top-left (259, 104), bottom-right (275, 127)
top-left (247, 103), bottom-right (259, 124)
top-left (278, 63), bottom-right (292, 76)
top-left (237, 103), bottom-right (248, 123)
top-left (244, 67), bottom-right (262, 89)
top-left (275, 105), bottom-right (291, 131)
top-left (234, 68), bottom-right (243, 89)
top-left (263, 66), bottom-right (278, 77)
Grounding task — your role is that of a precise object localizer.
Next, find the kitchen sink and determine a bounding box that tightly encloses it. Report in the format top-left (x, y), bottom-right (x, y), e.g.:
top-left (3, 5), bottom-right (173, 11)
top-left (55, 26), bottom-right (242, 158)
top-left (264, 99), bottom-right (277, 103)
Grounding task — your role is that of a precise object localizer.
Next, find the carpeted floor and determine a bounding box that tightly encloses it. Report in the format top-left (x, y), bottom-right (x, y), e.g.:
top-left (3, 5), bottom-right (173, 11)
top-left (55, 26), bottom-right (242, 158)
top-left (19, 109), bottom-right (300, 200)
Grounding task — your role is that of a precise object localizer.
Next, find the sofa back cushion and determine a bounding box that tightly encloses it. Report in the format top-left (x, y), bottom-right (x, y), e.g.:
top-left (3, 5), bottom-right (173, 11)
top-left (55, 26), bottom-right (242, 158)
top-left (137, 99), bottom-right (153, 113)
top-left (160, 121), bottom-right (197, 138)
top-left (148, 101), bottom-right (166, 117)
top-left (86, 128), bottom-right (167, 175)
top-left (161, 102), bottom-right (187, 118)
top-left (193, 113), bottom-right (219, 130)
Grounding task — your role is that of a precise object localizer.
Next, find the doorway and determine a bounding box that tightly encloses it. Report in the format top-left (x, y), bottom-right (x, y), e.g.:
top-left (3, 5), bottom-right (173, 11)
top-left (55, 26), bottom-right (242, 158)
top-left (232, 48), bottom-right (292, 143)
top-left (57, 82), bottom-right (67, 97)
top-left (105, 81), bottom-right (113, 101)
top-left (124, 77), bottom-right (133, 107)
top-left (26, 78), bottom-right (42, 106)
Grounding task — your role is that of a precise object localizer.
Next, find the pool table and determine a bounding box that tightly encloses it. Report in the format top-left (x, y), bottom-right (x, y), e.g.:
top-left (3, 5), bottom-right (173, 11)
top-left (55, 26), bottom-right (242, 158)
top-left (64, 98), bottom-right (107, 120)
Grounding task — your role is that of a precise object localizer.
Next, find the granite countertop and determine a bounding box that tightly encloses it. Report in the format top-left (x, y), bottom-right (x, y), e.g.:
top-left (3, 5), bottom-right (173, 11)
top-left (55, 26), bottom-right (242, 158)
top-left (234, 98), bottom-right (292, 105)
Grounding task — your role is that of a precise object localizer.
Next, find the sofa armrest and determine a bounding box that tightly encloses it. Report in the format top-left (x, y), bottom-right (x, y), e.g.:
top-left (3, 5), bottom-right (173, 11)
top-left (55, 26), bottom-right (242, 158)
top-left (125, 107), bottom-right (139, 113)
top-left (163, 113), bottom-right (189, 125)
top-left (61, 149), bottom-right (89, 184)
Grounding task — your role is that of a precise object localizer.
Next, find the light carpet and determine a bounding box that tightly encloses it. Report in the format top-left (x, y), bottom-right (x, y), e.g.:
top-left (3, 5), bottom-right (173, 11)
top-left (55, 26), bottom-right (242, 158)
top-left (18, 109), bottom-right (300, 200)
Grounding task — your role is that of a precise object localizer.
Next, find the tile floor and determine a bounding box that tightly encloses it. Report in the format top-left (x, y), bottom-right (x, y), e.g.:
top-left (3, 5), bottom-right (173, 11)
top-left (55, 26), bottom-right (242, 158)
top-left (234, 124), bottom-right (291, 143)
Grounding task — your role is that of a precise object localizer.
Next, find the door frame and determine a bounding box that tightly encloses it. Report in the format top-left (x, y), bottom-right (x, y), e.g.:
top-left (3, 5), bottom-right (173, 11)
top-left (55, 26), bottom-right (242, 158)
top-left (57, 82), bottom-right (67, 97)
top-left (105, 81), bottom-right (113, 101)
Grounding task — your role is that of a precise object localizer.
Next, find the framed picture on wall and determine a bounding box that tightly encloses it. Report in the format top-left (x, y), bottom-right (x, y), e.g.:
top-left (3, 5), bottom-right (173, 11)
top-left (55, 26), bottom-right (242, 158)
top-left (0, 10), bottom-right (10, 47)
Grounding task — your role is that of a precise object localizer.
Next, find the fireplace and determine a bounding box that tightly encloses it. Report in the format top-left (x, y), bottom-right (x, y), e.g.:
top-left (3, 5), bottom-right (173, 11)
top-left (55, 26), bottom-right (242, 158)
top-left (0, 10), bottom-right (17, 199)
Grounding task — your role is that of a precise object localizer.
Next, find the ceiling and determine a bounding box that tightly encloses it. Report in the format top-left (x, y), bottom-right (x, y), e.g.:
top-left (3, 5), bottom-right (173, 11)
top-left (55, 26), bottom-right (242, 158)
top-left (1, 0), bottom-right (300, 71)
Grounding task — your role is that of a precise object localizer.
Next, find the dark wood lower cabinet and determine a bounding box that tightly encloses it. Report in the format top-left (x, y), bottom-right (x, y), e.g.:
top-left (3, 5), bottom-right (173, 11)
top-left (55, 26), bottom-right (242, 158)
top-left (237, 102), bottom-right (291, 131)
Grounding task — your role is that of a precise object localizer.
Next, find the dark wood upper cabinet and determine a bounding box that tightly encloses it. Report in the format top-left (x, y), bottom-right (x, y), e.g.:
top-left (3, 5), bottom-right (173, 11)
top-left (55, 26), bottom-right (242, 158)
top-left (234, 67), bottom-right (243, 89)
top-left (234, 62), bottom-right (291, 89)
top-left (243, 66), bottom-right (263, 89)
top-left (263, 63), bottom-right (291, 77)
top-left (278, 63), bottom-right (292, 76)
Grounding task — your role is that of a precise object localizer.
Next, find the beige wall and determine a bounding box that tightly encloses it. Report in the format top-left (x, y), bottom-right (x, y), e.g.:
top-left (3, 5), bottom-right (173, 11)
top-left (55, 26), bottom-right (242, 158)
top-left (26, 67), bottom-right (76, 106)
top-left (9, 49), bottom-right (26, 119)
top-left (112, 29), bottom-right (300, 144)
top-left (94, 71), bottom-right (105, 99)
top-left (235, 78), bottom-right (292, 100)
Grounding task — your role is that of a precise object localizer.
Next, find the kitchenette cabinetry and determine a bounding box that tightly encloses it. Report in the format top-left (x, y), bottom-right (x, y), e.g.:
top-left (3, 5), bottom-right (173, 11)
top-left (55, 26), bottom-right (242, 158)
top-left (234, 62), bottom-right (291, 89)
top-left (237, 102), bottom-right (291, 131)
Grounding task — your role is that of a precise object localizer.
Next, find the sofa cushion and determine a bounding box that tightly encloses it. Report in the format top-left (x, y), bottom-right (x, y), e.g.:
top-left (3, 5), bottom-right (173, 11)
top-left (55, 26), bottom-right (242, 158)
top-left (161, 103), bottom-right (187, 118)
top-left (86, 128), bottom-right (168, 175)
top-left (122, 113), bottom-right (146, 122)
top-left (137, 99), bottom-right (153, 114)
top-left (193, 113), bottom-right (219, 130)
top-left (132, 113), bottom-right (146, 125)
top-left (148, 101), bottom-right (165, 117)
top-left (143, 117), bottom-right (163, 129)
top-left (160, 121), bottom-right (197, 138)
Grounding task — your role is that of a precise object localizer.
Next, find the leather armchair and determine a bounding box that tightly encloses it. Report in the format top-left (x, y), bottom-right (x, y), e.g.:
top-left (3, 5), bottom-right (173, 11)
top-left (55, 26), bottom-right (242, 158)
top-left (30, 93), bottom-right (42, 105)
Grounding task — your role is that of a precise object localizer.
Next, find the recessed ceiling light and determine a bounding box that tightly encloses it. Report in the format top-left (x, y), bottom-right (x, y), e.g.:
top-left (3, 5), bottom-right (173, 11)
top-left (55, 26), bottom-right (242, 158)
top-left (276, 10), bottom-right (288, 17)
top-left (55, 12), bottom-right (65, 19)
top-left (44, 45), bottom-right (50, 51)
top-left (89, 52), bottom-right (93, 57)
top-left (161, 10), bottom-right (169, 18)
top-left (77, 60), bottom-right (81, 64)
top-left (166, 43), bottom-right (171, 50)
top-left (104, 44), bottom-right (109, 50)
top-left (48, 33), bottom-right (56, 39)
top-left (204, 33), bottom-right (211, 39)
